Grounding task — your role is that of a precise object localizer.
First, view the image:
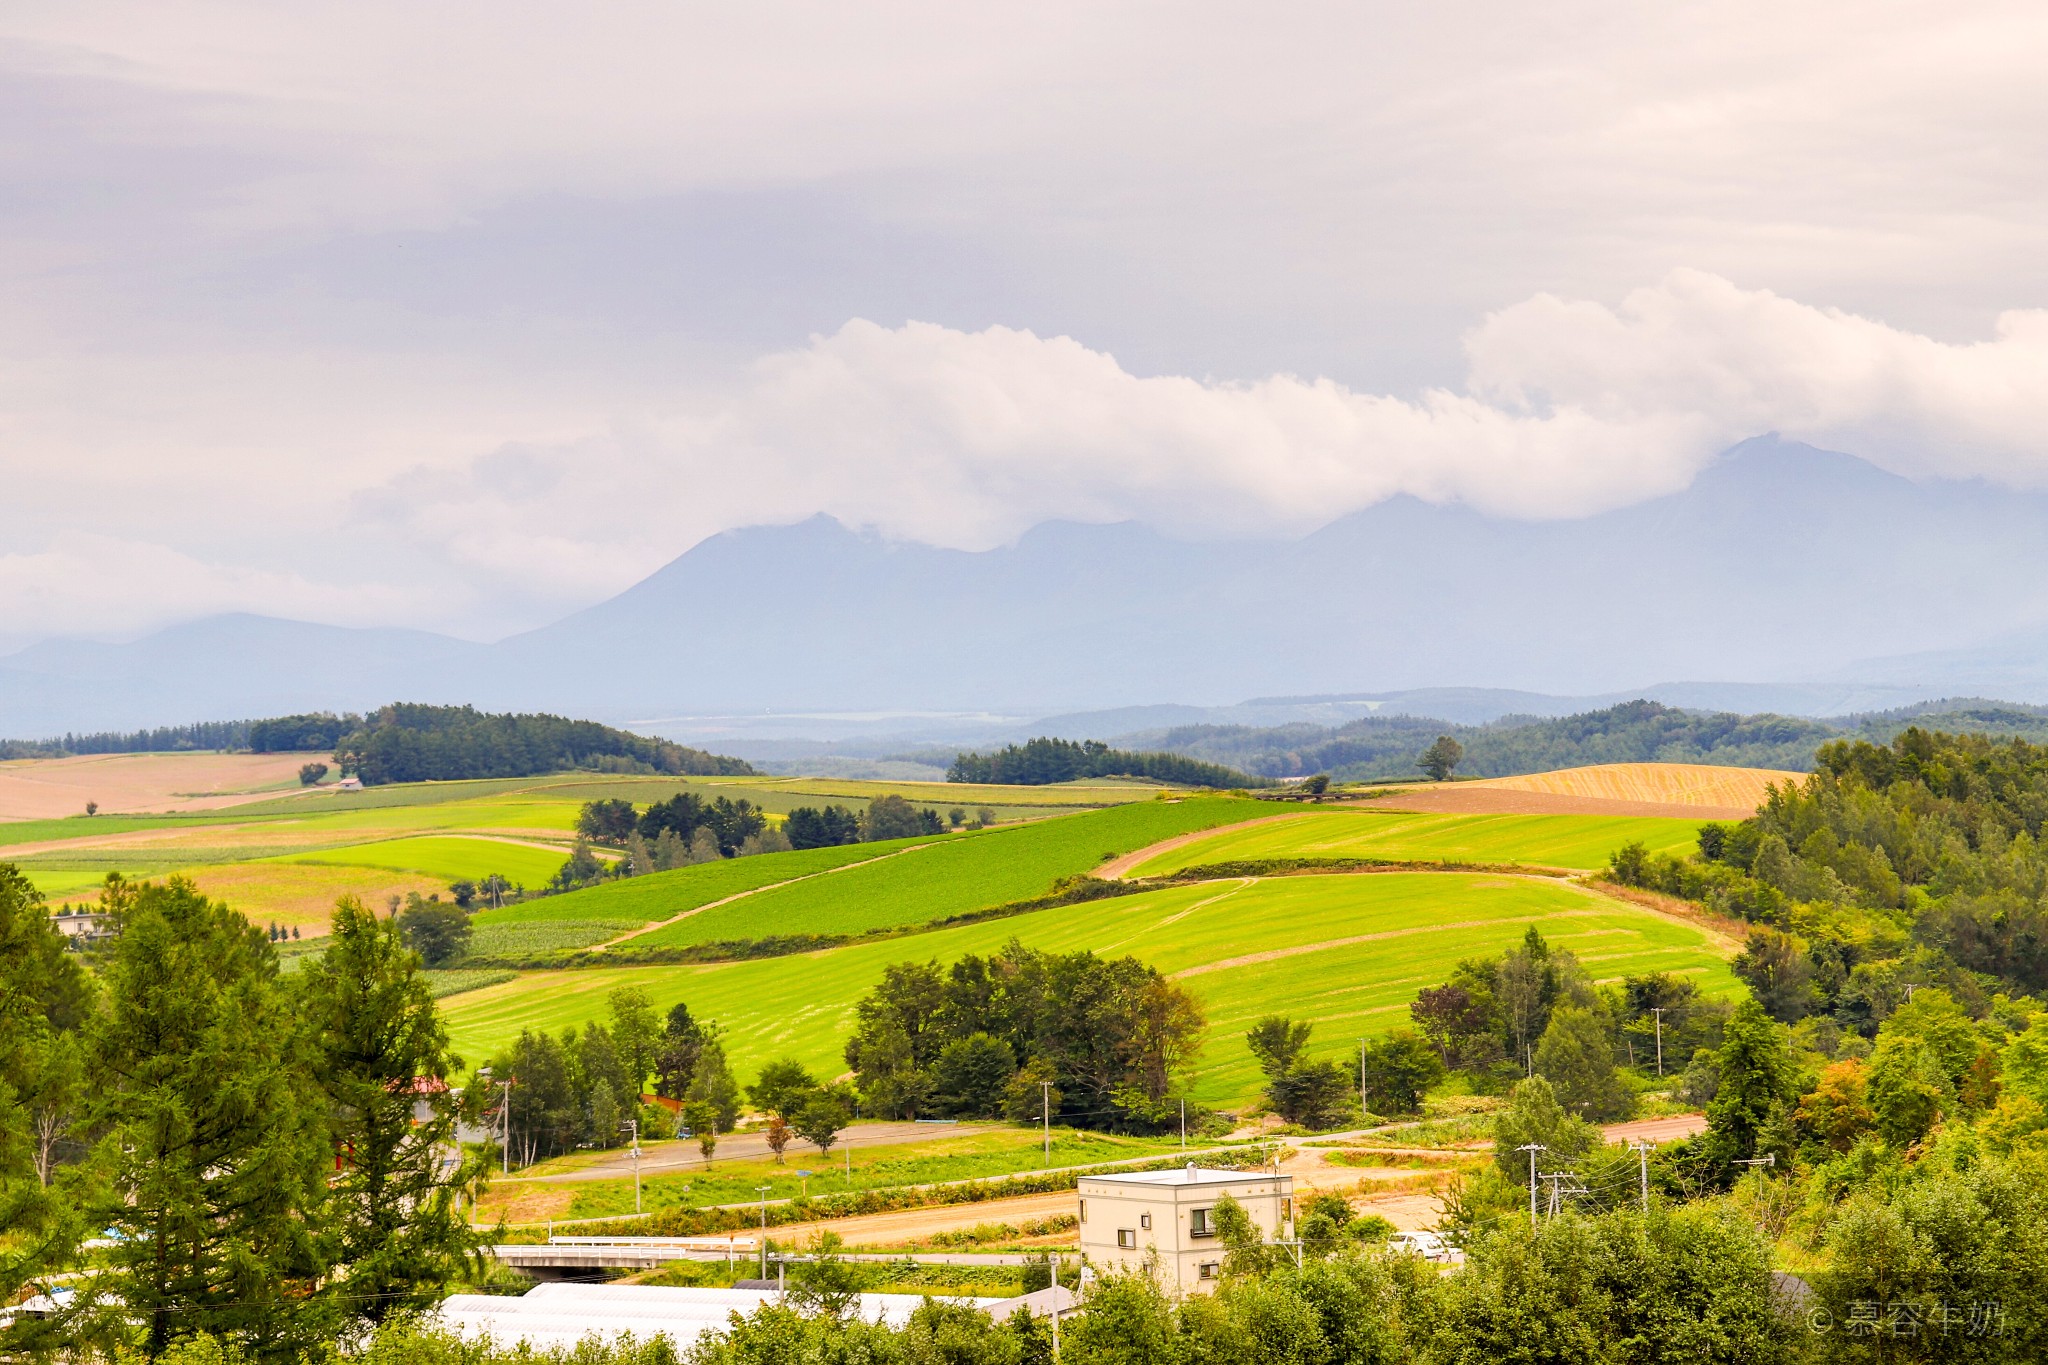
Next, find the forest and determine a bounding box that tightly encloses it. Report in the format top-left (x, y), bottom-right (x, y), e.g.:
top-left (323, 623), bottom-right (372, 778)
top-left (333, 704), bottom-right (756, 785)
top-left (947, 737), bottom-right (1261, 787)
top-left (1118, 697), bottom-right (2048, 781)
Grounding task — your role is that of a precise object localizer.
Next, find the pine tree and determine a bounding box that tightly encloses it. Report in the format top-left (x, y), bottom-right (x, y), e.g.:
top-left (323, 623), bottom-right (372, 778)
top-left (0, 865), bottom-right (93, 1357)
top-left (299, 896), bottom-right (485, 1326)
top-left (686, 1036), bottom-right (741, 1131)
top-left (87, 877), bottom-right (332, 1360)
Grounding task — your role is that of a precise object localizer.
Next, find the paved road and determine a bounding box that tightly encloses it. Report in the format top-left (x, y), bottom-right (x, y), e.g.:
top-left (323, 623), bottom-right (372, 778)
top-left (506, 1122), bottom-right (1004, 1184)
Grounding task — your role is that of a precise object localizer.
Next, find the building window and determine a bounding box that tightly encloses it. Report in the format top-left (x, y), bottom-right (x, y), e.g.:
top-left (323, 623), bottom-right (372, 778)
top-left (1198, 1262), bottom-right (1220, 1280)
top-left (1078, 1200), bottom-right (1086, 1223)
top-left (1190, 1207), bottom-right (1214, 1238)
top-left (1117, 1229), bottom-right (1137, 1249)
top-left (1140, 1213), bottom-right (1152, 1230)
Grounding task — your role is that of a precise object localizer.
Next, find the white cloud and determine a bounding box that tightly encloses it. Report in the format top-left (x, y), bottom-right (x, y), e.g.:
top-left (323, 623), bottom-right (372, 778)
top-left (9, 270), bottom-right (2048, 649)
top-left (4, 3), bottom-right (2048, 647)
top-left (0, 533), bottom-right (430, 650)
top-left (354, 272), bottom-right (2048, 570)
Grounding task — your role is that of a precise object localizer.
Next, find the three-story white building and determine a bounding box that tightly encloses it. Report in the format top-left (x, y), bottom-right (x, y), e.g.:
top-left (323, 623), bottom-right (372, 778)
top-left (1076, 1164), bottom-right (1294, 1294)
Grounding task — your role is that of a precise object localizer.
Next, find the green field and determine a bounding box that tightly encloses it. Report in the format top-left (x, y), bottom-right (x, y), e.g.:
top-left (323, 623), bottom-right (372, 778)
top-left (626, 796), bottom-right (1268, 949)
top-left (1132, 808), bottom-right (1704, 876)
top-left (444, 869), bottom-right (1738, 1106)
top-left (479, 838), bottom-right (932, 928)
top-left (3, 767), bottom-right (1180, 930)
top-left (275, 834), bottom-right (575, 887)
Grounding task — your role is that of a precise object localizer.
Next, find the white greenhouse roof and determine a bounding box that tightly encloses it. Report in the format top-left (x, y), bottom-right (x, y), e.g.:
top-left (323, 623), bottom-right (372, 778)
top-left (440, 1282), bottom-right (1001, 1353)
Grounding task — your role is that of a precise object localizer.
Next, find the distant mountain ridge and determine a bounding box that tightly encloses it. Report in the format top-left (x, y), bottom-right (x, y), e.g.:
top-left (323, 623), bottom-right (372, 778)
top-left (1110, 697), bottom-right (2048, 783)
top-left (10, 436), bottom-right (2048, 736)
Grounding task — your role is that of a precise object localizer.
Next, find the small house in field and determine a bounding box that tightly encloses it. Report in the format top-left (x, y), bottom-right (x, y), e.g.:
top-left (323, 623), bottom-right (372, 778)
top-left (337, 776), bottom-right (363, 790)
top-left (1077, 1163), bottom-right (1294, 1293)
top-left (51, 907), bottom-right (112, 943)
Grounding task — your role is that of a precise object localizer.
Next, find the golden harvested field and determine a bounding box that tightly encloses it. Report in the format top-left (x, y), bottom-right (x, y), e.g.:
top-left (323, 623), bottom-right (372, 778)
top-left (0, 752), bottom-right (323, 821)
top-left (1373, 762), bottom-right (1802, 820)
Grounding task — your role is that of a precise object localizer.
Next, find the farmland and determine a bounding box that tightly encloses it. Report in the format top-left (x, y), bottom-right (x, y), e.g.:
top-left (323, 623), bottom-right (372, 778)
top-left (1128, 808), bottom-right (1704, 876)
top-left (0, 755), bottom-right (1174, 929)
top-left (442, 869), bottom-right (1740, 1107)
top-left (477, 1126), bottom-right (1187, 1224)
top-left (622, 795), bottom-right (1267, 949)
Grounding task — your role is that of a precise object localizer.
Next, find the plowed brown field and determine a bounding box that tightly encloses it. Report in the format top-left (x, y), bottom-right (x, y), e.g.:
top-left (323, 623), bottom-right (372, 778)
top-left (0, 752), bottom-right (321, 821)
top-left (1371, 762), bottom-right (1802, 820)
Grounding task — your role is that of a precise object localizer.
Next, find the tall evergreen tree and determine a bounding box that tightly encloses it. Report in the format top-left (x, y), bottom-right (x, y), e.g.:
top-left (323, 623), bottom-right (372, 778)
top-left (86, 877), bottom-right (332, 1361)
top-left (299, 896), bottom-right (485, 1326)
top-left (0, 864), bottom-right (94, 1358)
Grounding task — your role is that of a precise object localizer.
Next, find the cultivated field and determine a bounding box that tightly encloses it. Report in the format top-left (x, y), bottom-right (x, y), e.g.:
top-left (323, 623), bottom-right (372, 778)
top-left (442, 870), bottom-right (1740, 1107)
top-left (0, 751), bottom-right (324, 820)
top-left (1370, 761), bottom-right (1801, 819)
top-left (1459, 762), bottom-right (1803, 808)
top-left (622, 796), bottom-right (1266, 949)
top-left (2, 765), bottom-right (1172, 931)
top-left (1127, 808), bottom-right (1704, 876)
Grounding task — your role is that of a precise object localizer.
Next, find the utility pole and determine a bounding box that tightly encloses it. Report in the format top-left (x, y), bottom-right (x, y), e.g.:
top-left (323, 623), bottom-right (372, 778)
top-left (1360, 1038), bottom-right (1369, 1119)
top-left (1630, 1140), bottom-right (1651, 1213)
top-left (756, 1186), bottom-right (771, 1277)
top-left (621, 1119), bottom-right (641, 1214)
top-left (845, 1144), bottom-right (852, 1185)
top-left (1539, 1172), bottom-right (1585, 1218)
top-left (1049, 1255), bottom-right (1060, 1360)
top-left (1651, 1008), bottom-right (1665, 1077)
top-left (1041, 1080), bottom-right (1053, 1167)
top-left (1179, 1098), bottom-right (1187, 1149)
top-left (1515, 1144), bottom-right (1544, 1227)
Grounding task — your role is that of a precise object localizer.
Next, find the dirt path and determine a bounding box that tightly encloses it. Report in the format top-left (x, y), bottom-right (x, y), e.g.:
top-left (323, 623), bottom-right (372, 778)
top-left (596, 839), bottom-right (949, 948)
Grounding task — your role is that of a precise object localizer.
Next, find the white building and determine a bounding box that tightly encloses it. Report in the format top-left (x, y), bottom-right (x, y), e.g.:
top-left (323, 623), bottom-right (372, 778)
top-left (1077, 1163), bottom-right (1294, 1293)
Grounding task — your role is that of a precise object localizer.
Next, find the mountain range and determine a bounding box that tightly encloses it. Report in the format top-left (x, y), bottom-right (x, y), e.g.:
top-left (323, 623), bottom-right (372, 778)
top-left (9, 435), bottom-right (2048, 743)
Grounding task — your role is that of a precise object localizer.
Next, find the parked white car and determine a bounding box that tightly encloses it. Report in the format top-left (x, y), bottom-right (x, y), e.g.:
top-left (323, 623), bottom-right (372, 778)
top-left (1385, 1230), bottom-right (1465, 1265)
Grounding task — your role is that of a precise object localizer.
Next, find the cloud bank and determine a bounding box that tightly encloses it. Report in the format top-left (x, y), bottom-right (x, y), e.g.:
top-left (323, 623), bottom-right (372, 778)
top-left (355, 271), bottom-right (2048, 564)
top-left (4, 270), bottom-right (2046, 649)
top-left (3, 2), bottom-right (2045, 648)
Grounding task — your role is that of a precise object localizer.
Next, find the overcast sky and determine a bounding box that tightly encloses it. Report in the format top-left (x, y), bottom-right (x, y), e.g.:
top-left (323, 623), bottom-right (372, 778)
top-left (3, 1), bottom-right (2046, 648)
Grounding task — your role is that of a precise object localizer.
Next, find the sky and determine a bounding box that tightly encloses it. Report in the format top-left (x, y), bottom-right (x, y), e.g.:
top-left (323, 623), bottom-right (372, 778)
top-left (2, 1), bottom-right (2046, 650)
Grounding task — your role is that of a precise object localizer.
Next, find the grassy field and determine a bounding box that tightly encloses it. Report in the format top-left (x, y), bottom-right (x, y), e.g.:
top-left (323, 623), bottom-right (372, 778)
top-left (1131, 809), bottom-right (1704, 876)
top-left (444, 869), bottom-right (1738, 1106)
top-left (626, 796), bottom-right (1268, 949)
top-left (480, 838), bottom-right (933, 928)
top-left (479, 1126), bottom-right (1186, 1223)
top-left (276, 834), bottom-right (574, 888)
top-left (2, 767), bottom-right (1176, 930)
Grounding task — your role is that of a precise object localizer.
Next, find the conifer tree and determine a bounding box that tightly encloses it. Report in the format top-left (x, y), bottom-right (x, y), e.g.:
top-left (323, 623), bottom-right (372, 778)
top-left (300, 896), bottom-right (486, 1326)
top-left (87, 877), bottom-right (332, 1360)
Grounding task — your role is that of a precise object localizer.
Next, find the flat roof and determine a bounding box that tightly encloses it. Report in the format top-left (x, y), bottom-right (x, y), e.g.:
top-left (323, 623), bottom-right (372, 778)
top-left (1079, 1165), bottom-right (1285, 1188)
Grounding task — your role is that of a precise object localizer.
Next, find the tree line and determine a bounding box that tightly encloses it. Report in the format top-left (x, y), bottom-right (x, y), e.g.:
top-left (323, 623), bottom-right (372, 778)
top-left (947, 737), bottom-right (1263, 787)
top-left (1609, 727), bottom-right (2048, 1026)
top-left (843, 941), bottom-right (1206, 1132)
top-left (0, 719), bottom-right (256, 760)
top-left (326, 704), bottom-right (756, 786)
